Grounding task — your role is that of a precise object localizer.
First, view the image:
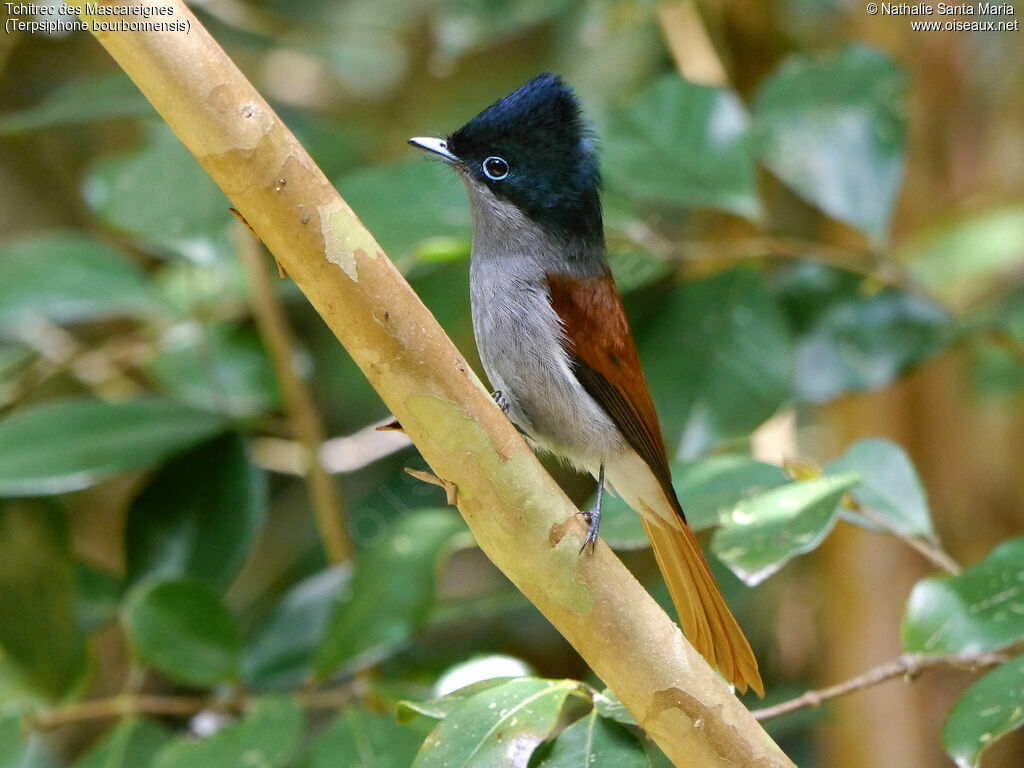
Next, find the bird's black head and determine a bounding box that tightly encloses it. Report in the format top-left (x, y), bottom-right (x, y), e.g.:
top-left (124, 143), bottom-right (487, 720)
top-left (416, 74), bottom-right (603, 244)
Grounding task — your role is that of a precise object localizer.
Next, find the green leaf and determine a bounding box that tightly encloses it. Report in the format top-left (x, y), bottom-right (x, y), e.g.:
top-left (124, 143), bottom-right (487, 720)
top-left (674, 456), bottom-right (790, 531)
top-left (75, 563), bottom-right (123, 634)
top-left (903, 537), bottom-right (1024, 654)
top-left (339, 161), bottom-right (471, 269)
top-left (712, 473), bottom-right (860, 585)
top-left (901, 206), bottom-right (1024, 310)
top-left (775, 262), bottom-right (949, 403)
top-left (599, 455), bottom-right (788, 549)
top-left (942, 656), bottom-right (1024, 768)
top-left (303, 706), bottom-right (423, 768)
top-left (0, 713), bottom-right (56, 768)
top-left (593, 688), bottom-right (637, 726)
top-left (0, 505), bottom-right (86, 698)
top-left (75, 719), bottom-right (171, 768)
top-left (315, 510), bottom-right (466, 677)
top-left (122, 577), bottom-right (241, 687)
top-left (148, 323), bottom-right (281, 418)
top-left (827, 439), bottom-right (934, 538)
top-left (0, 75), bottom-right (153, 135)
top-left (413, 678), bottom-right (581, 768)
top-left (600, 76), bottom-right (758, 218)
top-left (242, 567), bottom-right (349, 688)
top-left (638, 268), bottom-right (794, 458)
top-left (83, 124), bottom-right (232, 253)
top-left (126, 433), bottom-right (266, 590)
top-left (398, 677), bottom-right (517, 725)
top-left (152, 697), bottom-right (302, 768)
top-left (967, 285), bottom-right (1024, 396)
top-left (0, 234), bottom-right (153, 329)
top-left (753, 45), bottom-right (906, 241)
top-left (0, 397), bottom-right (228, 497)
top-left (533, 709), bottom-right (648, 768)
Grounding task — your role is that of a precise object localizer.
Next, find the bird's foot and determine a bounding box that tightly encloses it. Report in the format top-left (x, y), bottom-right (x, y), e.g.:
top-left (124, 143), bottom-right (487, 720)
top-left (579, 464), bottom-right (605, 555)
top-left (579, 504), bottom-right (601, 555)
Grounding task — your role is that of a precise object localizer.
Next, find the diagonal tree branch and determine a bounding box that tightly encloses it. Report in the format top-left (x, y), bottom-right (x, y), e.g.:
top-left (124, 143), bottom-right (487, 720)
top-left (76, 4), bottom-right (793, 765)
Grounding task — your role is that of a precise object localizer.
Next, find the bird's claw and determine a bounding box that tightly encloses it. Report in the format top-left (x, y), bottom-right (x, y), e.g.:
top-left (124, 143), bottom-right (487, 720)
top-left (579, 505), bottom-right (601, 555)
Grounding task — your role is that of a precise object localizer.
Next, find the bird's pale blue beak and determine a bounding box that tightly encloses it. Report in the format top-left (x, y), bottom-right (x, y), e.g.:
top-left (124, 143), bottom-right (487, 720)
top-left (408, 136), bottom-right (460, 164)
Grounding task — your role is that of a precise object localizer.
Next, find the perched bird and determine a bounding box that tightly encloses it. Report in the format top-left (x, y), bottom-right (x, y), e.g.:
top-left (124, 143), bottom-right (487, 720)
top-left (409, 73), bottom-right (763, 696)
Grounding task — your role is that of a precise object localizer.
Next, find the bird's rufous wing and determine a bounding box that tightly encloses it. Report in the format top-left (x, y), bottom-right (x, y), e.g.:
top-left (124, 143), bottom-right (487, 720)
top-left (544, 270), bottom-right (680, 517)
top-left (545, 269), bottom-right (765, 697)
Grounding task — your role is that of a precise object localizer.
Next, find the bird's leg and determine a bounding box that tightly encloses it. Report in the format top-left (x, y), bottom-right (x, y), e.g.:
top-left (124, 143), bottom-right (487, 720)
top-left (580, 464), bottom-right (605, 555)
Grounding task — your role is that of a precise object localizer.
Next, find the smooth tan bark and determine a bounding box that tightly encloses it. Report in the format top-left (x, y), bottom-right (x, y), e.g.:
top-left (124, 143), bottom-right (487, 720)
top-left (78, 4), bottom-right (793, 765)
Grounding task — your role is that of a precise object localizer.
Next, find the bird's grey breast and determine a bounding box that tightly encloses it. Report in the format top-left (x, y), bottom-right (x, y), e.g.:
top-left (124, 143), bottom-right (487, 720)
top-left (467, 234), bottom-right (624, 467)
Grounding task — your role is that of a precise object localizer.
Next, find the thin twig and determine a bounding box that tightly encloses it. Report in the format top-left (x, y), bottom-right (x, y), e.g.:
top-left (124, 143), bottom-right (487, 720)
top-left (234, 224), bottom-right (352, 564)
top-left (852, 505), bottom-right (961, 575)
top-left (752, 651), bottom-right (1008, 721)
top-left (30, 682), bottom-right (361, 731)
top-left (30, 693), bottom-right (229, 730)
top-left (616, 224), bottom-right (940, 300)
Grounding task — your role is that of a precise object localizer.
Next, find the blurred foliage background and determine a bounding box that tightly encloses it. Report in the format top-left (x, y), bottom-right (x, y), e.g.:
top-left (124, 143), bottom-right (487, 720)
top-left (0, 0), bottom-right (1022, 766)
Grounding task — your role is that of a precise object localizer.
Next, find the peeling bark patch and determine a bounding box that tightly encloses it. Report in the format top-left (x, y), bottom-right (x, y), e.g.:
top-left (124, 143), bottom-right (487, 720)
top-left (320, 203), bottom-right (362, 280)
top-left (649, 687), bottom-right (749, 765)
top-left (548, 515), bottom-right (578, 549)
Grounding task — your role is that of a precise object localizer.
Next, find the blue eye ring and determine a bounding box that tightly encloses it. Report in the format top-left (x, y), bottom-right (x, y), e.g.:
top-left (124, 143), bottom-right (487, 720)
top-left (483, 156), bottom-right (509, 180)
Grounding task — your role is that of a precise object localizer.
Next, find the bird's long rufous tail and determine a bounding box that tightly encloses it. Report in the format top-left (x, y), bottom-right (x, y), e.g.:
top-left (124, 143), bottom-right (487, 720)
top-left (639, 516), bottom-right (764, 697)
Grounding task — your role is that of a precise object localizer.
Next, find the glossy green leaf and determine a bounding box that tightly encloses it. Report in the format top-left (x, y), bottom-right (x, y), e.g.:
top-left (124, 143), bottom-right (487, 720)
top-left (712, 473), bottom-right (859, 585)
top-left (397, 677), bottom-right (516, 724)
top-left (775, 262), bottom-right (949, 403)
top-left (594, 688), bottom-right (637, 726)
top-left (339, 161), bottom-right (471, 269)
top-left (638, 268), bottom-right (794, 458)
top-left (75, 719), bottom-right (171, 768)
top-left (302, 706), bottom-right (423, 768)
top-left (148, 323), bottom-right (280, 417)
top-left (83, 124), bottom-right (232, 252)
top-left (903, 537), bottom-right (1024, 654)
top-left (243, 567), bottom-right (349, 688)
top-left (122, 577), bottom-right (241, 687)
top-left (413, 678), bottom-right (581, 768)
top-left (0, 234), bottom-right (153, 329)
top-left (901, 206), bottom-right (1024, 310)
top-left (0, 75), bottom-right (152, 135)
top-left (0, 505), bottom-right (85, 698)
top-left (600, 76), bottom-right (758, 218)
top-left (152, 697), bottom-right (302, 768)
top-left (827, 439), bottom-right (934, 538)
top-left (315, 509), bottom-right (466, 677)
top-left (0, 397), bottom-right (228, 496)
top-left (599, 455), bottom-right (789, 549)
top-left (753, 45), bottom-right (906, 241)
top-left (533, 709), bottom-right (648, 768)
top-left (126, 433), bottom-right (266, 590)
top-left (674, 456), bottom-right (790, 531)
top-left (942, 656), bottom-right (1024, 768)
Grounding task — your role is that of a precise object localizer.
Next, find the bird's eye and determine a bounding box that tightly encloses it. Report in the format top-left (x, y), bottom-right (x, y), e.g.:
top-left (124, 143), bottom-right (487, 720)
top-left (483, 156), bottom-right (509, 181)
